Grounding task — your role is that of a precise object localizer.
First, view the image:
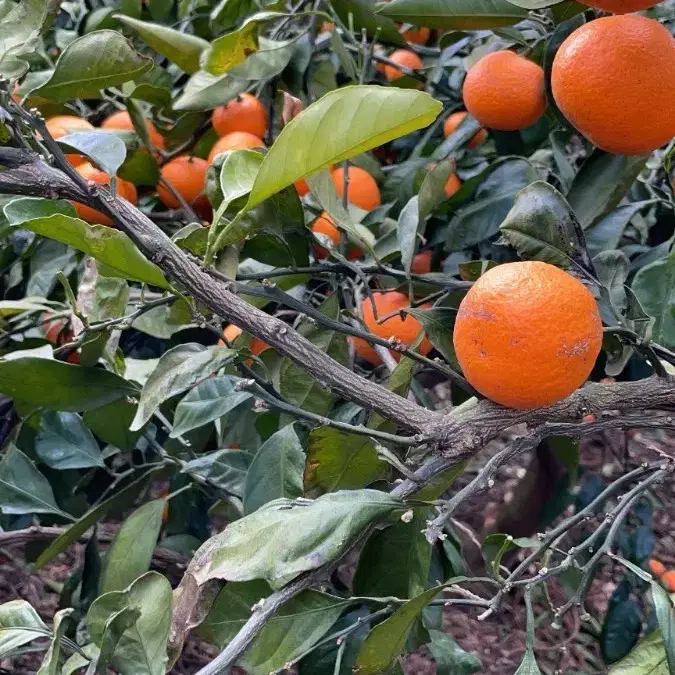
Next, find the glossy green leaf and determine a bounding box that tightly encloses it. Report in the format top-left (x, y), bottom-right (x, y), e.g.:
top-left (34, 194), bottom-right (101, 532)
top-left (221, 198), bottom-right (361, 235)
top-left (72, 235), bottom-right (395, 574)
top-left (86, 608), bottom-right (140, 675)
top-left (34, 30), bottom-right (153, 101)
top-left (428, 629), bottom-right (482, 674)
top-left (172, 375), bottom-right (253, 437)
top-left (333, 0), bottom-right (403, 43)
top-left (83, 398), bottom-right (142, 451)
top-left (181, 449), bottom-right (253, 497)
top-left (305, 426), bottom-right (385, 493)
top-left (632, 255), bottom-right (675, 349)
top-left (608, 630), bottom-right (668, 675)
top-left (219, 149), bottom-right (264, 208)
top-left (4, 196), bottom-right (77, 224)
top-left (0, 445), bottom-right (71, 519)
top-left (100, 499), bottom-right (165, 594)
top-left (243, 424), bottom-right (305, 514)
top-left (186, 490), bottom-right (401, 588)
top-left (36, 608), bottom-right (73, 675)
top-left (379, 0), bottom-right (529, 29)
top-left (57, 131), bottom-right (127, 177)
top-left (87, 572), bottom-right (172, 675)
top-left (247, 85), bottom-right (441, 208)
top-left (115, 15), bottom-right (208, 74)
top-left (130, 344), bottom-right (236, 430)
top-left (0, 600), bottom-right (49, 658)
top-left (35, 411), bottom-right (105, 470)
top-left (407, 307), bottom-right (458, 368)
top-left (0, 357), bottom-right (136, 412)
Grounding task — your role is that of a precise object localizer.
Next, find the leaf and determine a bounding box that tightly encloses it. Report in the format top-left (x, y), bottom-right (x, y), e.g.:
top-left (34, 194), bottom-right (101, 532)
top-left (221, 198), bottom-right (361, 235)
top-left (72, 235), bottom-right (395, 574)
top-left (87, 572), bottom-right (172, 675)
top-left (185, 490), bottom-right (402, 589)
top-left (332, 0), bottom-right (403, 43)
top-left (130, 344), bottom-right (236, 430)
top-left (609, 630), bottom-right (669, 674)
top-left (200, 581), bottom-right (347, 675)
top-left (407, 307), bottom-right (458, 367)
top-left (4, 196), bottom-right (77, 224)
top-left (379, 0), bottom-right (529, 28)
top-left (632, 256), bottom-right (675, 349)
top-left (86, 608), bottom-right (141, 675)
top-left (0, 299), bottom-right (52, 317)
top-left (35, 411), bottom-right (105, 470)
top-left (0, 600), bottom-right (49, 658)
top-left (219, 149), bottom-right (265, 209)
top-left (428, 629), bottom-right (482, 674)
top-left (0, 445), bottom-right (72, 519)
top-left (499, 181), bottom-right (587, 270)
top-left (243, 424), bottom-right (305, 514)
top-left (651, 583), bottom-right (675, 674)
top-left (83, 398), bottom-right (142, 451)
top-left (514, 650), bottom-right (542, 674)
top-left (566, 151), bottom-right (648, 229)
top-left (10, 212), bottom-right (170, 289)
top-left (602, 597), bottom-right (642, 663)
top-left (100, 499), bottom-right (164, 594)
top-left (34, 30), bottom-right (153, 101)
top-left (0, 0), bottom-right (51, 77)
top-left (115, 15), bottom-right (208, 74)
top-left (594, 250), bottom-right (629, 316)
top-left (353, 510), bottom-right (431, 599)
top-left (247, 85), bottom-right (442, 208)
top-left (305, 427), bottom-right (385, 493)
top-left (36, 608), bottom-right (73, 675)
top-left (57, 131), bottom-right (127, 177)
top-left (356, 584), bottom-right (444, 674)
top-left (62, 645), bottom-right (100, 675)
top-left (506, 0), bottom-right (564, 6)
top-left (0, 357), bottom-right (136, 412)
top-left (181, 449), bottom-right (253, 497)
top-left (172, 375), bottom-right (253, 437)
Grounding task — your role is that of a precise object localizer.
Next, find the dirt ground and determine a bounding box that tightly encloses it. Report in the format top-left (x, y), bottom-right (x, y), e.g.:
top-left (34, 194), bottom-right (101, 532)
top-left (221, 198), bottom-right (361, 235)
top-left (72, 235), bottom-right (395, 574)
top-left (1, 427), bottom-right (673, 675)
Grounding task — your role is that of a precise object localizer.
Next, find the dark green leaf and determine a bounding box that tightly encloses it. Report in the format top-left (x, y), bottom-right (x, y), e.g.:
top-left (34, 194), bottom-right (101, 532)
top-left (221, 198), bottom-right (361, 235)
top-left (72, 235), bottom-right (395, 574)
top-left (407, 307), bottom-right (458, 367)
top-left (608, 630), bottom-right (668, 675)
top-left (35, 411), bottom-right (105, 470)
top-left (83, 398), bottom-right (142, 451)
top-left (428, 629), bottom-right (482, 675)
top-left (594, 250), bottom-right (629, 316)
top-left (332, 0), bottom-right (403, 43)
top-left (632, 255), bottom-right (675, 349)
top-left (181, 449), bottom-right (253, 497)
top-left (602, 597), bottom-right (642, 663)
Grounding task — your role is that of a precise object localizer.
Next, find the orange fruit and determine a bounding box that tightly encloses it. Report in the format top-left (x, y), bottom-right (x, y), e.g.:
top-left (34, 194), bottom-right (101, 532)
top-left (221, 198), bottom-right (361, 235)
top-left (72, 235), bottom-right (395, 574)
top-left (463, 51), bottom-right (547, 131)
top-left (443, 111), bottom-right (488, 149)
top-left (211, 93), bottom-right (268, 140)
top-left (649, 559), bottom-right (666, 578)
top-left (218, 324), bottom-right (268, 357)
top-left (445, 173), bottom-right (462, 198)
top-left (45, 115), bottom-right (95, 167)
top-left (352, 292), bottom-right (432, 366)
top-left (101, 110), bottom-right (166, 150)
top-left (311, 212), bottom-right (362, 260)
top-left (157, 155), bottom-right (210, 219)
top-left (207, 132), bottom-right (265, 163)
top-left (551, 15), bottom-right (675, 155)
top-left (332, 166), bottom-right (381, 211)
top-left (72, 163), bottom-right (138, 226)
top-left (43, 313), bottom-right (72, 345)
top-left (374, 46), bottom-right (388, 74)
top-left (295, 164), bottom-right (334, 197)
top-left (453, 261), bottom-right (603, 409)
top-left (662, 570), bottom-right (675, 593)
top-left (582, 0), bottom-right (660, 11)
top-left (384, 49), bottom-right (424, 84)
top-left (411, 251), bottom-right (432, 274)
top-left (401, 26), bottom-right (430, 45)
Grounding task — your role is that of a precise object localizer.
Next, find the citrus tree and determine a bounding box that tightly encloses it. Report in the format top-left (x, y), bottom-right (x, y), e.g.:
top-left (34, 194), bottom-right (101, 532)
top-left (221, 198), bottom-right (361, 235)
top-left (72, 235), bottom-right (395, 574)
top-left (0, 0), bottom-right (674, 673)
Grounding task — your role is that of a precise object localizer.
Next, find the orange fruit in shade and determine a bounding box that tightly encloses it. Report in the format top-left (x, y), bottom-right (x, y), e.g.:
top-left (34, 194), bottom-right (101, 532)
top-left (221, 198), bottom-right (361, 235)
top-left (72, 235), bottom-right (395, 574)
top-left (411, 251), bottom-right (432, 275)
top-left (72, 162), bottom-right (138, 226)
top-left (384, 49), bottom-right (424, 83)
top-left (157, 155), bottom-right (210, 219)
top-left (453, 261), bottom-right (603, 410)
top-left (45, 115), bottom-right (95, 167)
top-left (311, 212), bottom-right (362, 260)
top-left (332, 166), bottom-right (381, 211)
top-left (352, 292), bottom-right (433, 366)
top-left (443, 111), bottom-right (488, 149)
top-left (662, 570), bottom-right (675, 593)
top-left (401, 25), bottom-right (430, 45)
top-left (445, 173), bottom-right (462, 198)
top-left (463, 51), bottom-right (547, 131)
top-left (218, 324), bottom-right (268, 357)
top-left (207, 131), bottom-right (265, 163)
top-left (649, 559), bottom-right (666, 578)
top-left (101, 110), bottom-right (166, 150)
top-left (582, 0), bottom-right (660, 11)
top-left (551, 15), bottom-right (675, 156)
top-left (43, 313), bottom-right (73, 345)
top-left (211, 93), bottom-right (268, 140)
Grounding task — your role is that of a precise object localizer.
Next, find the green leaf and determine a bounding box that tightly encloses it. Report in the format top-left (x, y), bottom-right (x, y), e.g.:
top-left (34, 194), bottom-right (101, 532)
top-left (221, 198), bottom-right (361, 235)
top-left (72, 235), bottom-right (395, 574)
top-left (353, 509), bottom-right (431, 599)
top-left (332, 0), bottom-right (403, 43)
top-left (0, 0), bottom-right (52, 78)
top-left (62, 644), bottom-right (100, 675)
top-left (566, 151), bottom-right (648, 229)
top-left (86, 608), bottom-right (141, 675)
top-left (407, 306), bottom-right (458, 368)
top-left (186, 490), bottom-right (402, 588)
top-left (115, 15), bottom-right (208, 74)
top-left (83, 398), bottom-right (142, 451)
top-left (482, 534), bottom-right (536, 579)
top-left (428, 629), bottom-right (482, 675)
top-left (0, 445), bottom-right (71, 519)
top-left (57, 131), bottom-right (127, 176)
top-left (243, 424), bottom-right (305, 514)
top-left (33, 30), bottom-right (153, 101)
top-left (36, 608), bottom-right (73, 675)
top-left (0, 299), bottom-right (52, 317)
top-left (514, 650), bottom-right (542, 674)
top-left (356, 584), bottom-right (445, 674)
top-left (247, 85), bottom-right (442, 209)
top-left (87, 572), bottom-right (172, 675)
top-left (651, 583), bottom-right (675, 674)
top-left (7, 211), bottom-right (170, 289)
top-left (602, 597), bottom-right (642, 663)
top-left (379, 0), bottom-right (529, 29)
top-left (4, 196), bottom-right (77, 223)
top-left (608, 631), bottom-right (668, 675)
top-left (172, 375), bottom-right (253, 437)
top-left (0, 357), bottom-right (136, 411)
top-left (100, 499), bottom-right (165, 594)
top-left (219, 149), bottom-right (264, 209)
top-left (0, 600), bottom-right (49, 658)
top-left (305, 427), bottom-right (385, 493)
top-left (181, 449), bottom-right (253, 497)
top-left (35, 411), bottom-right (105, 470)
top-left (632, 256), bottom-right (675, 349)
top-left (201, 581), bottom-right (347, 675)
top-left (594, 250), bottom-right (629, 316)
top-left (130, 344), bottom-right (236, 430)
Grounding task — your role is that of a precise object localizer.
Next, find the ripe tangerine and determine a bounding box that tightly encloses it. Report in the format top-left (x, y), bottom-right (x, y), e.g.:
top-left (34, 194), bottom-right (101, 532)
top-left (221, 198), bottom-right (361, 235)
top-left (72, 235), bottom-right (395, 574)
top-left (649, 559), bottom-right (666, 578)
top-left (443, 111), bottom-right (488, 149)
top-left (45, 115), bottom-right (95, 167)
top-left (453, 261), bottom-right (603, 409)
top-left (411, 251), bottom-right (432, 274)
top-left (551, 15), bottom-right (675, 155)
top-left (218, 324), bottom-right (268, 358)
top-left (384, 49), bottom-right (424, 85)
top-left (445, 173), bottom-right (462, 198)
top-left (157, 155), bottom-right (211, 219)
top-left (311, 212), bottom-right (362, 260)
top-left (101, 110), bottom-right (166, 150)
top-left (401, 25), bottom-right (430, 45)
top-left (211, 93), bottom-right (268, 140)
top-left (352, 292), bottom-right (432, 366)
top-left (207, 131), bottom-right (265, 163)
top-left (463, 51), bottom-right (547, 131)
top-left (72, 163), bottom-right (138, 226)
top-left (582, 0), bottom-right (660, 11)
top-left (332, 166), bottom-right (381, 211)
top-left (662, 570), bottom-right (675, 593)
